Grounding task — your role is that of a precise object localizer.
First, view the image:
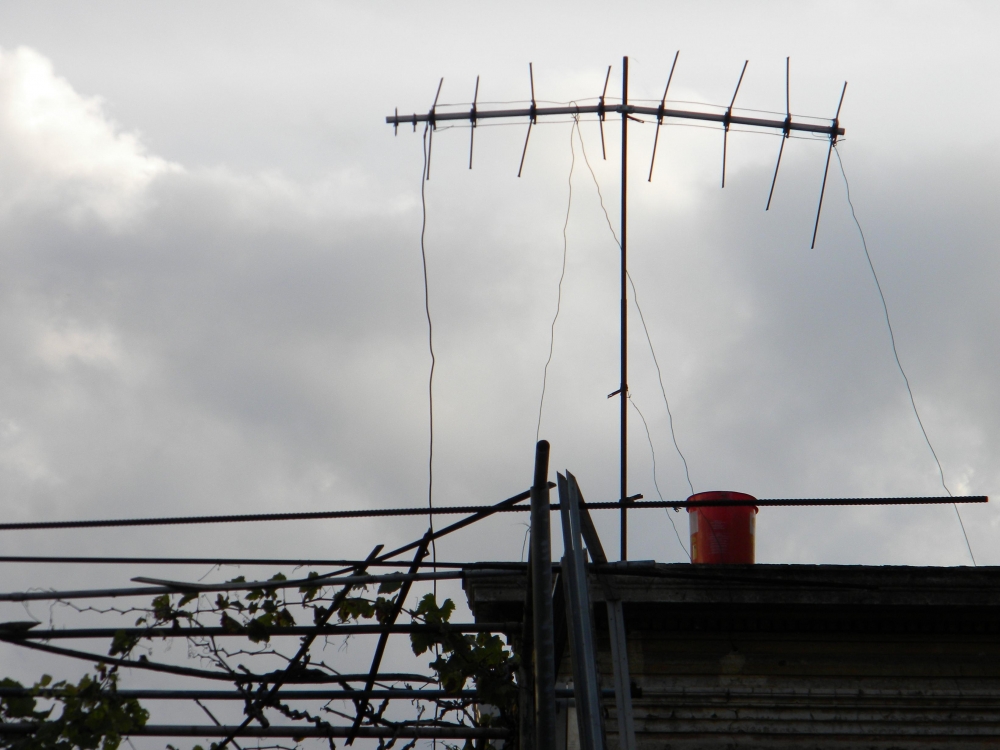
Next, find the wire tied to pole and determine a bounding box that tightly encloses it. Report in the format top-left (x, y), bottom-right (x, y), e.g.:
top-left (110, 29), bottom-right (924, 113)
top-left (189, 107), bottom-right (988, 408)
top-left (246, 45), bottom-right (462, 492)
top-left (574, 122), bottom-right (696, 519)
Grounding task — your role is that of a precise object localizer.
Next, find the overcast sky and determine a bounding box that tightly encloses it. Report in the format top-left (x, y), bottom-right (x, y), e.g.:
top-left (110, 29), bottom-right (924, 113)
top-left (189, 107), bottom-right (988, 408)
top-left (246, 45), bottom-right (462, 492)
top-left (1, 1), bottom-right (999, 697)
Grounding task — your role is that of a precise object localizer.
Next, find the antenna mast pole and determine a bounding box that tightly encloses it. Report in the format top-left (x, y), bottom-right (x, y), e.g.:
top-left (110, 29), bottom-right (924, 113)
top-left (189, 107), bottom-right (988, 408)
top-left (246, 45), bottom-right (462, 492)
top-left (619, 56), bottom-right (629, 560)
top-left (386, 58), bottom-right (845, 566)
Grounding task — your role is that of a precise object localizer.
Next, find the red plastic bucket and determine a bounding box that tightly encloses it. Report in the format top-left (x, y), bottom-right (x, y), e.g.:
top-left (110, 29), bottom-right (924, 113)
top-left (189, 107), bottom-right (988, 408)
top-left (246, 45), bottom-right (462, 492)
top-left (687, 491), bottom-right (758, 564)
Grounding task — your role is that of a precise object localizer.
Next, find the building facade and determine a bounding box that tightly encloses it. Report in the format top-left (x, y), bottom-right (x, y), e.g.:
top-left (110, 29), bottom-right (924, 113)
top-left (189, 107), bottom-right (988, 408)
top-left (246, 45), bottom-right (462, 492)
top-left (465, 563), bottom-right (1000, 749)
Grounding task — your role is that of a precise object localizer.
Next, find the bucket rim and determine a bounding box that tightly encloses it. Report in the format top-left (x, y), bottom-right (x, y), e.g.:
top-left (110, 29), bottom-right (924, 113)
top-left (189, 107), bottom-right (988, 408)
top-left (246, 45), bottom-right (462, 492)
top-left (685, 490), bottom-right (758, 513)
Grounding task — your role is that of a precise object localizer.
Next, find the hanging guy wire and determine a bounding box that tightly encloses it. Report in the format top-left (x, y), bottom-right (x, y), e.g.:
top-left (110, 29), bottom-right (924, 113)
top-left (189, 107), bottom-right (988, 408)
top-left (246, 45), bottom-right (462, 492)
top-left (575, 126), bottom-right (696, 498)
top-left (629, 395), bottom-right (691, 560)
top-left (627, 274), bottom-right (695, 497)
top-left (833, 144), bottom-right (976, 566)
top-left (420, 126), bottom-right (438, 570)
top-left (536, 116), bottom-right (578, 442)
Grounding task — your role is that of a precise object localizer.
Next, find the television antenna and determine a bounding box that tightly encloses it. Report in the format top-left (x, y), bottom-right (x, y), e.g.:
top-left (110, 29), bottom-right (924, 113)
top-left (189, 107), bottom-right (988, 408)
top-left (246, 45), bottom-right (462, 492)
top-left (387, 55), bottom-right (847, 560)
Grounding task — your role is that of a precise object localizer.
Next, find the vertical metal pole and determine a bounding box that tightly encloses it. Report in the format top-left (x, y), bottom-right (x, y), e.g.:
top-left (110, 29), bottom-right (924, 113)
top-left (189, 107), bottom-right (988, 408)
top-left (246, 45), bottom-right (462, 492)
top-left (570, 473), bottom-right (637, 750)
top-left (620, 56), bottom-right (629, 561)
top-left (605, 598), bottom-right (637, 750)
top-left (529, 440), bottom-right (555, 750)
top-left (520, 534), bottom-right (536, 750)
top-left (559, 473), bottom-right (605, 750)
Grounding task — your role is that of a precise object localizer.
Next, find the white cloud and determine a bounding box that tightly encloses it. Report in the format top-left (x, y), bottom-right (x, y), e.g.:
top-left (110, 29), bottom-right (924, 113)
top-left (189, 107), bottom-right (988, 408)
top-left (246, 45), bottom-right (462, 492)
top-left (0, 46), bottom-right (179, 228)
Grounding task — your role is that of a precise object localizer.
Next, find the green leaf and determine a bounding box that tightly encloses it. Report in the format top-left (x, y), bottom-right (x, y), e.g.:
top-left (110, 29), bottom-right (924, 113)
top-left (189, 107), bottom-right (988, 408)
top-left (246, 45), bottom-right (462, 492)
top-left (108, 630), bottom-right (141, 657)
top-left (377, 580), bottom-right (402, 595)
top-left (337, 597), bottom-right (375, 622)
top-left (220, 612), bottom-right (245, 635)
top-left (414, 593), bottom-right (455, 625)
top-left (178, 592), bottom-right (198, 607)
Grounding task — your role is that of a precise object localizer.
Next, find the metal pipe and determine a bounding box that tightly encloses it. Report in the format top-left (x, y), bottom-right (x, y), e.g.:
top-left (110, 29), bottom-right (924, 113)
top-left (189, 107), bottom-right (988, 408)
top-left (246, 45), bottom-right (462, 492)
top-left (0, 491), bottom-right (540, 531)
top-left (0, 688), bottom-right (477, 700)
top-left (345, 537), bottom-right (430, 744)
top-left (0, 569), bottom-right (473, 603)
top-left (2, 623), bottom-right (519, 640)
top-left (0, 686), bottom-right (607, 701)
top-left (529, 440), bottom-right (556, 750)
top-left (0, 725), bottom-right (510, 740)
top-left (620, 55), bottom-right (629, 562)
top-left (0, 556), bottom-right (530, 568)
top-left (17, 485), bottom-right (973, 536)
top-left (2, 634), bottom-right (434, 684)
top-left (559, 473), bottom-right (605, 750)
top-left (374, 485), bottom-right (551, 562)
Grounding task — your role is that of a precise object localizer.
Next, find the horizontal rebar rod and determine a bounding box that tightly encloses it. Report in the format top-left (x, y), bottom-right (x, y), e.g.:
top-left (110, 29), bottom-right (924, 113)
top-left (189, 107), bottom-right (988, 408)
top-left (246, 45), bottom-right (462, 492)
top-left (0, 686), bottom-right (593, 701)
top-left (0, 556), bottom-right (527, 568)
top-left (1, 622), bottom-right (518, 640)
top-left (0, 568), bottom-right (517, 603)
top-left (646, 496), bottom-right (988, 508)
top-left (0, 687), bottom-right (475, 701)
top-left (1, 632), bottom-right (437, 684)
top-left (386, 102), bottom-right (845, 136)
top-left (0, 494), bottom-right (980, 533)
top-left (0, 724), bottom-right (509, 740)
top-left (0, 489), bottom-right (542, 531)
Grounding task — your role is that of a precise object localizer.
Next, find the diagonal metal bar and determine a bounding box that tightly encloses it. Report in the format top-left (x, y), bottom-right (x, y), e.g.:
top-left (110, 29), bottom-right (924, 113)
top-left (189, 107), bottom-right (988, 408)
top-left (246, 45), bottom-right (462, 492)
top-left (558, 472), bottom-right (604, 750)
top-left (648, 50), bottom-right (680, 182)
top-left (373, 486), bottom-right (550, 562)
top-left (599, 64), bottom-right (611, 160)
top-left (766, 58), bottom-right (791, 211)
top-left (721, 60), bottom-right (749, 188)
top-left (0, 493), bottom-right (552, 532)
top-left (469, 75), bottom-right (479, 169)
top-left (518, 121), bottom-right (533, 177)
top-left (425, 78), bottom-right (444, 180)
top-left (518, 63), bottom-right (537, 177)
top-left (196, 699), bottom-right (245, 750)
top-left (569, 474), bottom-right (637, 750)
top-left (811, 81), bottom-right (848, 248)
top-left (216, 545), bottom-right (385, 750)
top-left (766, 135), bottom-right (787, 210)
top-left (345, 534), bottom-right (431, 744)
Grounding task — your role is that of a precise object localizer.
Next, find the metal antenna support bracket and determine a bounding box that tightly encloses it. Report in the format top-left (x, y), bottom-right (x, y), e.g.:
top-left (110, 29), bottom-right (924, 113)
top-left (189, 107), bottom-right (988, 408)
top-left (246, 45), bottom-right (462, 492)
top-left (425, 78), bottom-right (444, 180)
top-left (518, 63), bottom-right (537, 177)
top-left (468, 75), bottom-right (479, 169)
top-left (766, 56), bottom-right (792, 211)
top-left (599, 65), bottom-right (612, 160)
top-left (811, 81), bottom-right (848, 248)
top-left (722, 60), bottom-right (749, 188)
top-left (648, 50), bottom-right (680, 182)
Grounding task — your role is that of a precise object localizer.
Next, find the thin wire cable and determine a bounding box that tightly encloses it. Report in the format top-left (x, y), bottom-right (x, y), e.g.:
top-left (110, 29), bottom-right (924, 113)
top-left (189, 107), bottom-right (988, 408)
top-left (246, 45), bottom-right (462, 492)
top-left (420, 126), bottom-right (438, 573)
top-left (629, 396), bottom-right (690, 560)
top-left (575, 127), bottom-right (696, 497)
top-left (421, 131), bottom-right (442, 750)
top-left (627, 275), bottom-right (695, 497)
top-left (833, 145), bottom-right (976, 566)
top-left (536, 117), bottom-right (578, 441)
